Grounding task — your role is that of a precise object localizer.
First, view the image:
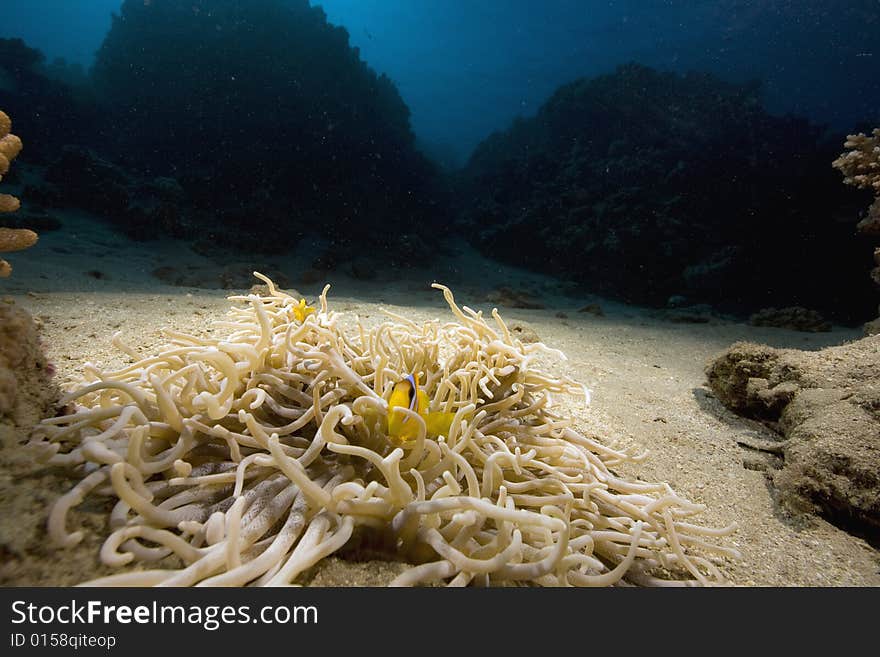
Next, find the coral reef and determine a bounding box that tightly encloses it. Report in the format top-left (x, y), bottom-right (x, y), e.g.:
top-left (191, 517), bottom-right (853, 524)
top-left (833, 128), bottom-right (880, 335)
top-left (0, 109), bottom-right (36, 278)
top-left (31, 146), bottom-right (193, 242)
top-left (0, 38), bottom-right (90, 163)
top-left (86, 0), bottom-right (445, 266)
top-left (30, 275), bottom-right (738, 586)
top-left (706, 339), bottom-right (880, 540)
top-left (0, 113), bottom-right (54, 430)
top-left (458, 63), bottom-right (875, 323)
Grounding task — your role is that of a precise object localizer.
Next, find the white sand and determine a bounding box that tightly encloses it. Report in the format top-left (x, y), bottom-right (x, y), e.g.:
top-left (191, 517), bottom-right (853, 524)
top-left (1, 211), bottom-right (877, 586)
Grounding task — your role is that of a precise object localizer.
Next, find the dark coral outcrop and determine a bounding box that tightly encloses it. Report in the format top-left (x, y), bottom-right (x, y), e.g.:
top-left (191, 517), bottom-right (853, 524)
top-left (833, 128), bottom-right (880, 334)
top-left (89, 0), bottom-right (446, 263)
top-left (458, 63), bottom-right (875, 323)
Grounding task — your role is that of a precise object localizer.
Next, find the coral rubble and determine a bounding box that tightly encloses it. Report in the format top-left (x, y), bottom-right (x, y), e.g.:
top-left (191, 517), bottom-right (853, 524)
top-left (748, 306), bottom-right (831, 332)
top-left (86, 0), bottom-right (445, 266)
top-left (0, 38), bottom-right (88, 163)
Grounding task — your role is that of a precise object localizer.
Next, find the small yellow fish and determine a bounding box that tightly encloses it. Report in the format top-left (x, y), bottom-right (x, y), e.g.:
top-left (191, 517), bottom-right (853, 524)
top-left (387, 373), bottom-right (457, 442)
top-left (293, 298), bottom-right (316, 322)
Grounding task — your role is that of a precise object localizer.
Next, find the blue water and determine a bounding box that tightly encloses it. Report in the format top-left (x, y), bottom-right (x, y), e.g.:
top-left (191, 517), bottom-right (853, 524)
top-left (0, 0), bottom-right (878, 323)
top-left (4, 0), bottom-right (878, 167)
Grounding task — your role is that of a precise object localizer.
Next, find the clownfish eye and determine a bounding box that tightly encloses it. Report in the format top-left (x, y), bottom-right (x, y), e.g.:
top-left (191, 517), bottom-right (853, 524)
top-left (404, 374), bottom-right (418, 411)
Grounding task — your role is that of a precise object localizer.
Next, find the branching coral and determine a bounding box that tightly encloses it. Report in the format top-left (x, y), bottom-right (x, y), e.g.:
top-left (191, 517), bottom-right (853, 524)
top-left (833, 127), bottom-right (880, 234)
top-left (32, 274), bottom-right (739, 586)
top-left (833, 128), bottom-right (880, 193)
top-left (833, 127), bottom-right (880, 334)
top-left (0, 109), bottom-right (34, 278)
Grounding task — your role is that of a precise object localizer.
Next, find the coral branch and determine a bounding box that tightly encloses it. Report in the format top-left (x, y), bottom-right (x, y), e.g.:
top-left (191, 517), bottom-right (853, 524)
top-left (832, 128), bottom-right (880, 195)
top-left (0, 227), bottom-right (37, 252)
top-left (834, 127), bottom-right (880, 334)
top-left (0, 109), bottom-right (34, 277)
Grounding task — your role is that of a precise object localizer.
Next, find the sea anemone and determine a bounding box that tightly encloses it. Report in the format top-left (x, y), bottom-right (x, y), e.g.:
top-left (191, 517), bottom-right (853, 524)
top-left (32, 274), bottom-right (739, 586)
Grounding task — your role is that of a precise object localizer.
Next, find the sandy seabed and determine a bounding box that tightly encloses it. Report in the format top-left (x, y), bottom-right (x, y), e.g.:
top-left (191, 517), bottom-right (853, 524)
top-left (0, 212), bottom-right (877, 586)
top-left (1, 285), bottom-right (877, 587)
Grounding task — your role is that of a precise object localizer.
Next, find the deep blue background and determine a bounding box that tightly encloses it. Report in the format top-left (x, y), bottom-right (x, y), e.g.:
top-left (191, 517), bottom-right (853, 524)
top-left (3, 0), bottom-right (879, 166)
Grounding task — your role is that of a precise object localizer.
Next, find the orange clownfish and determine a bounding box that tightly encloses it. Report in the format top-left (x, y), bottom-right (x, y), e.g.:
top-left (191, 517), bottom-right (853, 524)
top-left (293, 299), bottom-right (316, 322)
top-left (387, 374), bottom-right (457, 442)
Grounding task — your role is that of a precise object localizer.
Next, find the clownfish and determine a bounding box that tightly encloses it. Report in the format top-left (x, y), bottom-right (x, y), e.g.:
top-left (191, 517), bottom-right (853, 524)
top-left (387, 374), bottom-right (458, 442)
top-left (293, 299), bottom-right (316, 322)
